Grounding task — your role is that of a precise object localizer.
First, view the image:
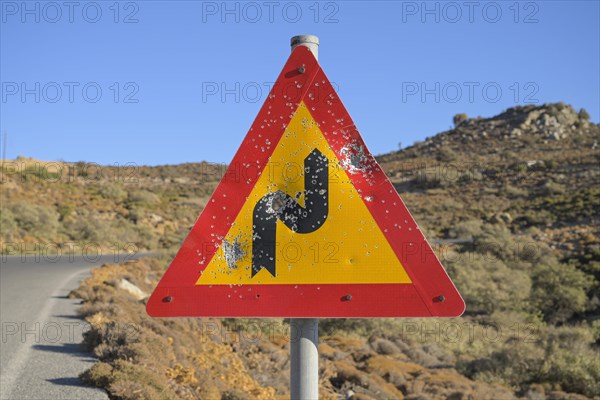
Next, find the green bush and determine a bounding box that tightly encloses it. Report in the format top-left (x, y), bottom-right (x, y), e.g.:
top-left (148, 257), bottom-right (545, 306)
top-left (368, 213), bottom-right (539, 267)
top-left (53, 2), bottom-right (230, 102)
top-left (445, 252), bottom-right (531, 314)
top-left (97, 183), bottom-right (128, 203)
top-left (578, 108), bottom-right (590, 121)
top-left (453, 113), bottom-right (468, 127)
top-left (57, 202), bottom-right (76, 222)
top-left (458, 320), bottom-right (600, 397)
top-left (460, 340), bottom-right (545, 388)
top-left (538, 326), bottom-right (600, 397)
top-left (64, 210), bottom-right (118, 244)
top-left (530, 256), bottom-right (591, 323)
top-left (127, 190), bottom-right (160, 206)
top-left (471, 223), bottom-right (514, 263)
top-left (437, 147), bottom-right (457, 162)
top-left (448, 219), bottom-right (483, 240)
top-left (10, 203), bottom-right (60, 238)
top-left (0, 207), bottom-right (18, 241)
top-left (540, 180), bottom-right (566, 196)
top-left (502, 184), bottom-right (528, 198)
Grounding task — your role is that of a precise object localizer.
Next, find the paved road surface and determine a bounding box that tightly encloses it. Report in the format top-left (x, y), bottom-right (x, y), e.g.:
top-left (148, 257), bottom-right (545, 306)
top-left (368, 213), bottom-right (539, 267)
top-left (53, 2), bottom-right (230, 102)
top-left (1, 253), bottom-right (146, 400)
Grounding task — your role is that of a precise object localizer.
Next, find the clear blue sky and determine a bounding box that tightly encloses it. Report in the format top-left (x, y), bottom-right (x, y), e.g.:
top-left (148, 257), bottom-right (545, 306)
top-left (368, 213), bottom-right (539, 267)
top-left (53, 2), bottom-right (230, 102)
top-left (1, 0), bottom-right (598, 165)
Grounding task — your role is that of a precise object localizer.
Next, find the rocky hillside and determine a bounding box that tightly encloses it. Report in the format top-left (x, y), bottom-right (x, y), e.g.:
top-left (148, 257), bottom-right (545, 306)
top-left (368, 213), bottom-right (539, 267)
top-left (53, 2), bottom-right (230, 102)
top-left (2, 103), bottom-right (599, 399)
top-left (381, 103), bottom-right (598, 254)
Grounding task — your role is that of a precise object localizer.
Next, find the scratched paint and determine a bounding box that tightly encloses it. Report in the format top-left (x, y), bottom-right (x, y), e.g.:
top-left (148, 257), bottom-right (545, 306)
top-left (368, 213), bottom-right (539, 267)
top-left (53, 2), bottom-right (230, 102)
top-left (339, 142), bottom-right (369, 175)
top-left (221, 236), bottom-right (247, 271)
top-left (196, 102), bottom-right (412, 285)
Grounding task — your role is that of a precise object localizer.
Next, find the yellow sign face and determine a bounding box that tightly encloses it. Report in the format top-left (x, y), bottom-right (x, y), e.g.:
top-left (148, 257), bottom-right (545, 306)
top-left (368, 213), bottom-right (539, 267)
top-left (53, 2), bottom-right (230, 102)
top-left (196, 102), bottom-right (411, 285)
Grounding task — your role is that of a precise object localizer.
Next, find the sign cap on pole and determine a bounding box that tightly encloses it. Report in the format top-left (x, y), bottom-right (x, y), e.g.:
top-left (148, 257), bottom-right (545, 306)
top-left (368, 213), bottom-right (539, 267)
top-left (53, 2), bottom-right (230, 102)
top-left (291, 34), bottom-right (319, 59)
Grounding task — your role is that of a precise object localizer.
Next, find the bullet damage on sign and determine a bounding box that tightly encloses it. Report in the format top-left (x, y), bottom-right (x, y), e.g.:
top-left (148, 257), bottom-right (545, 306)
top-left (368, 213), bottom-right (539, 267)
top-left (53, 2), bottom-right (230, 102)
top-left (339, 142), bottom-right (370, 175)
top-left (221, 236), bottom-right (247, 271)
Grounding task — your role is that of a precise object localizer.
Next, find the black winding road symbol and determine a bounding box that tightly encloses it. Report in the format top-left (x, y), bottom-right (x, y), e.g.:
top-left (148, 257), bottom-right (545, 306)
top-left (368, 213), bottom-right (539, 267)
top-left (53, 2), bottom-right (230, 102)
top-left (252, 149), bottom-right (329, 277)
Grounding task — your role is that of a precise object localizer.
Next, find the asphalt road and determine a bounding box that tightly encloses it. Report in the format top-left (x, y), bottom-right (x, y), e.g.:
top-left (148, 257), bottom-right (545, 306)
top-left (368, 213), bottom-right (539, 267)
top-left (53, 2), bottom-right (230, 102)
top-left (1, 253), bottom-right (146, 400)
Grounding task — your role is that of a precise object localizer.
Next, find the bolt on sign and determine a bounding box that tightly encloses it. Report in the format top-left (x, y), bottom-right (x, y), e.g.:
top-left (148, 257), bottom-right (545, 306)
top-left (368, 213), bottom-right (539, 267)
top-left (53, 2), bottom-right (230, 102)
top-left (146, 46), bottom-right (465, 318)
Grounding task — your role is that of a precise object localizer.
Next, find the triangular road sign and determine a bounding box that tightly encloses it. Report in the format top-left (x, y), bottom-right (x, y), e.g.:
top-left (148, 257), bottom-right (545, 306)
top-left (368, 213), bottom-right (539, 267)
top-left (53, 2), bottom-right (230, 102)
top-left (147, 45), bottom-right (465, 318)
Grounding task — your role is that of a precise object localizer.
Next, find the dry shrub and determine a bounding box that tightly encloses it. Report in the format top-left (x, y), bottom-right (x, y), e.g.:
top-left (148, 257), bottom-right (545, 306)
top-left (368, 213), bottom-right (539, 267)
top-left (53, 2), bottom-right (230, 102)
top-left (75, 257), bottom-right (280, 399)
top-left (82, 359), bottom-right (179, 400)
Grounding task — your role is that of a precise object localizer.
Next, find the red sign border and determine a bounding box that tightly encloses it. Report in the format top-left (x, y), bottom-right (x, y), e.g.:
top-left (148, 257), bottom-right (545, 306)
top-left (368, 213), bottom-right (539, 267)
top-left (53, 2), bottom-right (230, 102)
top-left (146, 46), bottom-right (465, 318)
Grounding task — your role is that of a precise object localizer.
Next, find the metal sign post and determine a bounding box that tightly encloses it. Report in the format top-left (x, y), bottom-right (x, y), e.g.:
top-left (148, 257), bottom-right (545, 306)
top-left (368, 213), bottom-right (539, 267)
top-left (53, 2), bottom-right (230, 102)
top-left (289, 34), bottom-right (320, 400)
top-left (290, 317), bottom-right (319, 399)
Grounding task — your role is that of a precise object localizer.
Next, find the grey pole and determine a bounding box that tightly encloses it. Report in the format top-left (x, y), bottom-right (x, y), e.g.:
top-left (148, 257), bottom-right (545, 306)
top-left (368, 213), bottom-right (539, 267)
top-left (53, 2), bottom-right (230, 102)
top-left (290, 318), bottom-right (319, 400)
top-left (289, 34), bottom-right (320, 400)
